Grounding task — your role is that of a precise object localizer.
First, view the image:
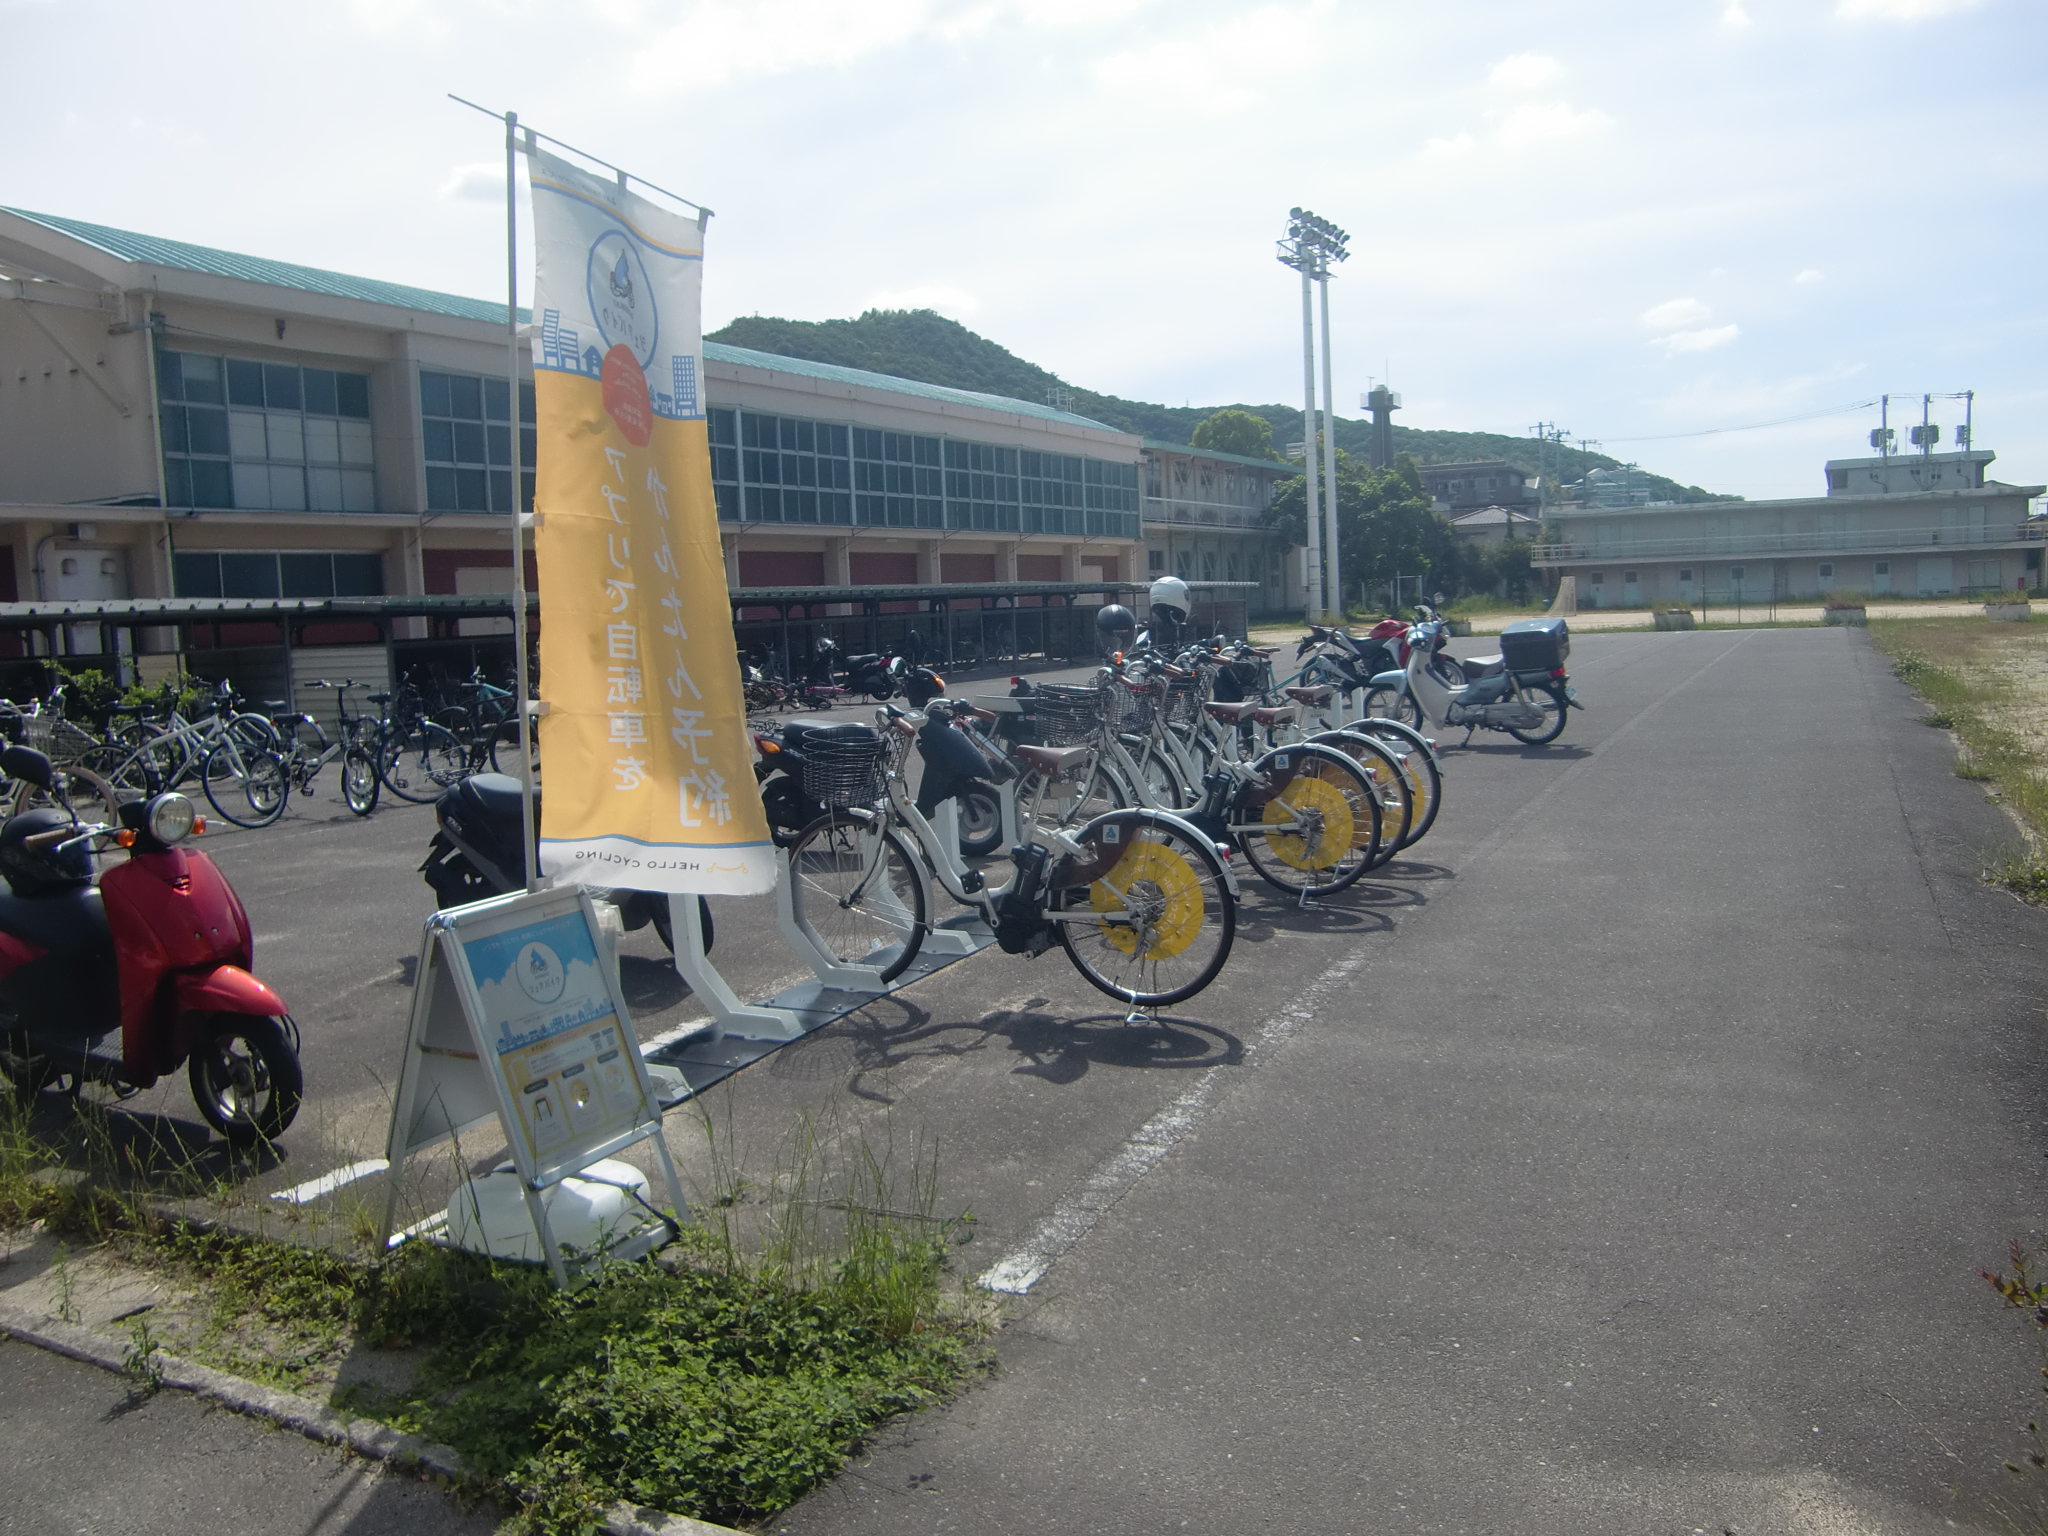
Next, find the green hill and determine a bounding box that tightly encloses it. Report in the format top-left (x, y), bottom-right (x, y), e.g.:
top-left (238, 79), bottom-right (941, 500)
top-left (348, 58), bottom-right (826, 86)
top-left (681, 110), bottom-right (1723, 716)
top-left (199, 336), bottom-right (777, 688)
top-left (707, 308), bottom-right (1738, 504)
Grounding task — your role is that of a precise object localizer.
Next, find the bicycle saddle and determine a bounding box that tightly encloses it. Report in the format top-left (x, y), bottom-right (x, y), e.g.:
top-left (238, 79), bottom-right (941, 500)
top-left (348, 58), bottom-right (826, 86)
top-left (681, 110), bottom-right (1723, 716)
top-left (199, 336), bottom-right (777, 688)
top-left (367, 692), bottom-right (392, 705)
top-left (1013, 743), bottom-right (1092, 776)
top-left (1283, 685), bottom-right (1335, 707)
top-left (1204, 701), bottom-right (1259, 723)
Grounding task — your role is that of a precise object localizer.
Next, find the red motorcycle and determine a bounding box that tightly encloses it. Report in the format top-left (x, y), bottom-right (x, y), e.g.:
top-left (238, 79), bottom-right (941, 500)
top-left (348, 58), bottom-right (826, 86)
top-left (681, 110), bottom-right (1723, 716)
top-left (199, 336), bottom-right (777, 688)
top-left (0, 745), bottom-right (301, 1144)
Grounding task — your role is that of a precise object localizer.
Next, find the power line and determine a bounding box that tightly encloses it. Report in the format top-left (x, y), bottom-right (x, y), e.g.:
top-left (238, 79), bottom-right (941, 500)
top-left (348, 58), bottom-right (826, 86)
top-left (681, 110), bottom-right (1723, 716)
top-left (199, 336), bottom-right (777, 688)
top-left (1596, 397), bottom-right (1882, 444)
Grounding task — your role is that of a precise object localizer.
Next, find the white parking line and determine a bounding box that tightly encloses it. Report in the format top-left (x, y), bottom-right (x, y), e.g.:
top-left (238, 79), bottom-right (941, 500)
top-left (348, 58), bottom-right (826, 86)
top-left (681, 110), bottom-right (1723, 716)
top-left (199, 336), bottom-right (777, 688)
top-left (270, 1158), bottom-right (389, 1206)
top-left (979, 944), bottom-right (1373, 1295)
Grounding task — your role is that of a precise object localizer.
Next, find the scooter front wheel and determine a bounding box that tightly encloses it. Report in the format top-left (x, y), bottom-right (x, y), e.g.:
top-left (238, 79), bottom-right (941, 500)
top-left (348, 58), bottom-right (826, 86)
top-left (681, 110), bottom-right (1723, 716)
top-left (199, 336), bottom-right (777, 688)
top-left (1359, 686), bottom-right (1424, 729)
top-left (188, 1014), bottom-right (302, 1145)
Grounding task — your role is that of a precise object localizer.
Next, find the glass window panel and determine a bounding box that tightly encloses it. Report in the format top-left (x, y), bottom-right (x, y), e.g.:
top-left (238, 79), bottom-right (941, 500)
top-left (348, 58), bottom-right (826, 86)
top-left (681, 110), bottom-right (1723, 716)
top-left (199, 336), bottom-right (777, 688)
top-left (742, 413), bottom-right (768, 448)
top-left (341, 468), bottom-right (376, 512)
top-left (263, 363), bottom-right (301, 411)
top-left (190, 459), bottom-right (232, 507)
top-left (520, 427), bottom-right (534, 465)
top-left (448, 374), bottom-right (483, 419)
top-left (453, 421), bottom-right (485, 464)
top-left (280, 554), bottom-right (334, 598)
top-left (518, 382), bottom-right (534, 424)
top-left (335, 372), bottom-right (370, 419)
top-left (487, 423), bottom-right (510, 466)
top-left (186, 406), bottom-right (229, 457)
top-left (162, 457), bottom-right (191, 507)
top-left (422, 418), bottom-right (454, 462)
top-left (302, 368), bottom-right (338, 416)
top-left (710, 409), bottom-right (737, 445)
top-left (304, 418), bottom-right (340, 464)
top-left (228, 411), bottom-right (267, 460)
top-left (181, 354), bottom-right (223, 404)
top-left (520, 472), bottom-right (533, 513)
top-left (338, 421), bottom-right (373, 465)
top-left (489, 471), bottom-right (511, 511)
top-left (161, 405), bottom-right (189, 454)
top-left (268, 465), bottom-right (307, 510)
top-left (456, 468), bottom-right (488, 511)
top-left (426, 466), bottom-right (459, 511)
top-left (266, 413), bottom-right (305, 463)
top-left (232, 463), bottom-right (270, 507)
top-left (174, 552), bottom-right (221, 597)
top-left (156, 350), bottom-right (184, 401)
top-left (796, 420), bottom-right (815, 452)
top-left (220, 554), bottom-right (280, 598)
top-left (711, 447), bottom-right (738, 482)
top-left (483, 377), bottom-right (511, 421)
top-left (308, 466), bottom-right (344, 511)
top-left (227, 358), bottom-right (266, 407)
top-left (334, 553), bottom-right (384, 595)
top-left (419, 371), bottom-right (451, 417)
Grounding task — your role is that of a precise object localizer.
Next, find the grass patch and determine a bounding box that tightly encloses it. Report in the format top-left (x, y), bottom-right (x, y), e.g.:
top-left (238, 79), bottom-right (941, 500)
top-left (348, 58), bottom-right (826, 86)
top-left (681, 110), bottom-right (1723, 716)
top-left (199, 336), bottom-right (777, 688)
top-left (0, 1093), bottom-right (989, 1534)
top-left (1870, 618), bottom-right (2048, 901)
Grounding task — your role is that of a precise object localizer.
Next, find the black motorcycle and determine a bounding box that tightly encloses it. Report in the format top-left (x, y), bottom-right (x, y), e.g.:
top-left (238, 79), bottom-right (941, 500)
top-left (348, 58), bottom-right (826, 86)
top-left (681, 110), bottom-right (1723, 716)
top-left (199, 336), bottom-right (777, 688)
top-left (419, 773), bottom-right (709, 952)
top-left (810, 637), bottom-right (897, 702)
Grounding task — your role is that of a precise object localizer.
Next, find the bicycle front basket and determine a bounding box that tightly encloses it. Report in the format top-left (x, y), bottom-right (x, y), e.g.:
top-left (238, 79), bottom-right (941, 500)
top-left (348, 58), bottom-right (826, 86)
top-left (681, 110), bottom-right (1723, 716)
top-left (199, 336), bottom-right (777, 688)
top-left (801, 728), bottom-right (890, 808)
top-left (1023, 683), bottom-right (1104, 747)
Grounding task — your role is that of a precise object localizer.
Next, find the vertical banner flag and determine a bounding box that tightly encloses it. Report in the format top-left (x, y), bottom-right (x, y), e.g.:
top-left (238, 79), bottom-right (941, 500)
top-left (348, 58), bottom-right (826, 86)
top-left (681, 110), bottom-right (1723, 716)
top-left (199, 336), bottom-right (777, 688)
top-left (528, 149), bottom-right (773, 895)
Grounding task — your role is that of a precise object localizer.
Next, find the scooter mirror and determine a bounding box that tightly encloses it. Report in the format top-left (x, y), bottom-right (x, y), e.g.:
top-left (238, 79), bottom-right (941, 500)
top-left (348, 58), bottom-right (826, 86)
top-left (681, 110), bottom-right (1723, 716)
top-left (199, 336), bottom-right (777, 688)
top-left (0, 745), bottom-right (53, 791)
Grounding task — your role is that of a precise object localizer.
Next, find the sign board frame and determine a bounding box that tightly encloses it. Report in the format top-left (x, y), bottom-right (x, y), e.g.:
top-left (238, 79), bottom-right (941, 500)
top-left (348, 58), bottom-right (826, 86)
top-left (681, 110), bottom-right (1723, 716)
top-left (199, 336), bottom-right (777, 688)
top-left (379, 885), bottom-right (687, 1284)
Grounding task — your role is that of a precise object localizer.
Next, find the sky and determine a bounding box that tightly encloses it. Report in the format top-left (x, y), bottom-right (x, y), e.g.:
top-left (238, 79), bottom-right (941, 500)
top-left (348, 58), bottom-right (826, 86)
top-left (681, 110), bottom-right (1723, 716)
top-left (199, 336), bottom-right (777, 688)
top-left (5, 0), bottom-right (2043, 500)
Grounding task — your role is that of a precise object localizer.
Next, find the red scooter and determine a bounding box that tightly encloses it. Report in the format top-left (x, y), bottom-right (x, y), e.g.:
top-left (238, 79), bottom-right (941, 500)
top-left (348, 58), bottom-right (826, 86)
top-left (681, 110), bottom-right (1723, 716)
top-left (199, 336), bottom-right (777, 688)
top-left (0, 745), bottom-right (301, 1144)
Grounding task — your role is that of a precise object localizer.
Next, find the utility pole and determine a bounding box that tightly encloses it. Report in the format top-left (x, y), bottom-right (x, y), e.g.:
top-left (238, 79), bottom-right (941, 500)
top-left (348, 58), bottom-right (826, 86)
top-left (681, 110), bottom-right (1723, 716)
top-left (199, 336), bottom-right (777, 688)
top-left (1278, 207), bottom-right (1350, 620)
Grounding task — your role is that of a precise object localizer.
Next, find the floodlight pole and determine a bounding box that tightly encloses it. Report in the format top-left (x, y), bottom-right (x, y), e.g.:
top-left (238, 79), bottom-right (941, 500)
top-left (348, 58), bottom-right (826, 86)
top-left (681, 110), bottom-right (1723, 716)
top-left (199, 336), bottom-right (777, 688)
top-left (1317, 267), bottom-right (1340, 618)
top-left (1296, 261), bottom-right (1324, 620)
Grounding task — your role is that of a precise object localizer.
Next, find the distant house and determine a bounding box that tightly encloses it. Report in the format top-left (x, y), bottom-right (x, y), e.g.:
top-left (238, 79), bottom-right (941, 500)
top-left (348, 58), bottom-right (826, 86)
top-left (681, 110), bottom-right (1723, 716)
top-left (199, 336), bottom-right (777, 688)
top-left (1449, 504), bottom-right (1542, 544)
top-left (1420, 459), bottom-right (1536, 516)
top-left (1531, 447), bottom-right (2046, 606)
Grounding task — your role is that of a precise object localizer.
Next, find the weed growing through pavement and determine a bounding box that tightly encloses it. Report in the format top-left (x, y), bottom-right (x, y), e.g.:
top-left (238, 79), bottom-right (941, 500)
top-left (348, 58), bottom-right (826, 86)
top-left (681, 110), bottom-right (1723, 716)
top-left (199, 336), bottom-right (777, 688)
top-left (0, 1086), bottom-right (988, 1534)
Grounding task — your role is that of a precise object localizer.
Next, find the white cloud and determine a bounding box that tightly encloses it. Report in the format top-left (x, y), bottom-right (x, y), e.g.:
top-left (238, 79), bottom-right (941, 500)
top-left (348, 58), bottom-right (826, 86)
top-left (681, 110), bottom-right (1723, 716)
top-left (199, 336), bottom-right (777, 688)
top-left (1493, 100), bottom-right (1613, 150)
top-left (1659, 323), bottom-right (1742, 354)
top-left (1642, 296), bottom-right (1712, 330)
top-left (1421, 132), bottom-right (1476, 159)
top-left (1794, 267), bottom-right (1825, 284)
top-left (1721, 1), bottom-right (1753, 25)
top-left (1836, 0), bottom-right (1981, 17)
top-left (1488, 53), bottom-right (1561, 90)
top-left (439, 163), bottom-right (503, 203)
top-left (864, 285), bottom-right (981, 318)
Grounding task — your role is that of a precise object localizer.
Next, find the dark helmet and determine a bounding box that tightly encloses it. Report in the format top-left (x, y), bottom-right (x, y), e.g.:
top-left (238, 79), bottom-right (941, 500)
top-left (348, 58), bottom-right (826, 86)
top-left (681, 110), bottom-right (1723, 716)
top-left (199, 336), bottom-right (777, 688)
top-left (1094, 603), bottom-right (1137, 653)
top-left (0, 807), bottom-right (91, 896)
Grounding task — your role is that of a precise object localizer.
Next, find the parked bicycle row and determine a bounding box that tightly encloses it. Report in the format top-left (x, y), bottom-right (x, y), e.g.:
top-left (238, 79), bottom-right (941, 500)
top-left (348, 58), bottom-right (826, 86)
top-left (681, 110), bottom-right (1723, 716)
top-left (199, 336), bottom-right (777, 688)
top-left (0, 666), bottom-right (535, 831)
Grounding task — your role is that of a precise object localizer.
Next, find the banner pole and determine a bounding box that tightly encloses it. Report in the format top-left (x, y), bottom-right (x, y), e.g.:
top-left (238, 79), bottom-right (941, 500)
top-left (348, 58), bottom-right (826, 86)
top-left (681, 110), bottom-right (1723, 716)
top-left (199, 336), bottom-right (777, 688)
top-left (505, 108), bottom-right (540, 893)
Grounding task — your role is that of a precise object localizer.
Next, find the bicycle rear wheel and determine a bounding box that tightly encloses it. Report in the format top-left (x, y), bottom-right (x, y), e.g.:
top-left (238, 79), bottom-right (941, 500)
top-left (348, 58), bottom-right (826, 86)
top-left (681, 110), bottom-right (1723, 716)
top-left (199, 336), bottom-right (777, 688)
top-left (785, 810), bottom-right (928, 982)
top-left (1351, 719), bottom-right (1442, 849)
top-left (377, 720), bottom-right (467, 803)
top-left (7, 763), bottom-right (122, 831)
top-left (1232, 743), bottom-right (1381, 897)
top-left (203, 746), bottom-right (288, 828)
top-left (1015, 756), bottom-right (1129, 835)
top-left (341, 748), bottom-right (380, 817)
top-left (1050, 809), bottom-right (1236, 1007)
top-left (1311, 729), bottom-right (1412, 867)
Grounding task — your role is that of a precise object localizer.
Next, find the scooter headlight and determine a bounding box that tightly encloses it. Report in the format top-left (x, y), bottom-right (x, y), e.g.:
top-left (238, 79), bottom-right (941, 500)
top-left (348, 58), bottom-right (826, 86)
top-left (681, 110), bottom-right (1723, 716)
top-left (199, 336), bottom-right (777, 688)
top-left (147, 793), bottom-right (197, 846)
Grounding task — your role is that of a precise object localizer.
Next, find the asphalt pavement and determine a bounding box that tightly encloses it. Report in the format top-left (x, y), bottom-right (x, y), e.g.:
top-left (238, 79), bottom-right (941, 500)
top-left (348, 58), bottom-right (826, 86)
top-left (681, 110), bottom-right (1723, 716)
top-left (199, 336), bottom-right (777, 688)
top-left (6, 626), bottom-right (2048, 1534)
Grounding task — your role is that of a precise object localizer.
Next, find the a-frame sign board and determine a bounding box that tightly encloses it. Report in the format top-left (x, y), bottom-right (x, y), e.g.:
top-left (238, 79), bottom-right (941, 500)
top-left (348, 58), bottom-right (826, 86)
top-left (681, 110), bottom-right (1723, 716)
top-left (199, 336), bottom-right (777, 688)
top-left (378, 886), bottom-right (687, 1286)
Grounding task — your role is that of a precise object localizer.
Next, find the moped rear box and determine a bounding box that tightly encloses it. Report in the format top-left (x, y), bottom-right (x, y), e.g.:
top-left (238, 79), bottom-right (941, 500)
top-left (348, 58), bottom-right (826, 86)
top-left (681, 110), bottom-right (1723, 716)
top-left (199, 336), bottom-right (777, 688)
top-left (1499, 618), bottom-right (1570, 673)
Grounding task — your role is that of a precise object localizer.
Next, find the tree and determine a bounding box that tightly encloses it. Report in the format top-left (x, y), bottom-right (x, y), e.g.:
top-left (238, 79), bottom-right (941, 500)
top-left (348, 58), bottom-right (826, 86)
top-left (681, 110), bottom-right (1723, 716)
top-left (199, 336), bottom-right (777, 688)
top-left (1266, 449), bottom-right (1464, 613)
top-left (1190, 408), bottom-right (1278, 460)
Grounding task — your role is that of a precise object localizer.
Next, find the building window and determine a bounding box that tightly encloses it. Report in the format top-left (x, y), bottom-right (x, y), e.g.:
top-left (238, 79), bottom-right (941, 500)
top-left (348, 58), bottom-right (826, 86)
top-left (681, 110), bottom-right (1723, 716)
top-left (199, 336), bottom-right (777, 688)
top-left (849, 425), bottom-right (940, 529)
top-left (1730, 566), bottom-right (1746, 582)
top-left (732, 411), bottom-right (853, 525)
top-left (173, 550), bottom-right (384, 598)
top-left (1589, 571), bottom-right (1605, 584)
top-left (1828, 469), bottom-right (1848, 491)
top-left (1624, 570), bottom-right (1638, 583)
top-left (1678, 568), bottom-right (1693, 582)
top-left (1020, 449), bottom-right (1086, 535)
top-left (1148, 548), bottom-right (1165, 572)
top-left (943, 439), bottom-right (1021, 532)
top-left (159, 350), bottom-right (373, 511)
top-left (421, 371), bottom-right (534, 514)
top-left (1818, 563), bottom-right (1834, 579)
top-left (1873, 561), bottom-right (1889, 576)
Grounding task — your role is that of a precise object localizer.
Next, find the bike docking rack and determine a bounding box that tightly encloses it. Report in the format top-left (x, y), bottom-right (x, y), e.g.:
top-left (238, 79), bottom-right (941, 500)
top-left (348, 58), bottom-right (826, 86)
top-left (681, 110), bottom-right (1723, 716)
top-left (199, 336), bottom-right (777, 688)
top-left (645, 798), bottom-right (995, 1100)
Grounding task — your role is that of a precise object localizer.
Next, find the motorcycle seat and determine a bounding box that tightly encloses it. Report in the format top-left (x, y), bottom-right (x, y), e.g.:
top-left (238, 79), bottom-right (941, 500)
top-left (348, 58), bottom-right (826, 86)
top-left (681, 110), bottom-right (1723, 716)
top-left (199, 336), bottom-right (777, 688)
top-left (1283, 685), bottom-right (1335, 707)
top-left (1252, 704), bottom-right (1299, 727)
top-left (459, 772), bottom-right (529, 822)
top-left (1462, 655), bottom-right (1507, 679)
top-left (1014, 743), bottom-right (1093, 776)
top-left (1204, 701), bottom-right (1259, 724)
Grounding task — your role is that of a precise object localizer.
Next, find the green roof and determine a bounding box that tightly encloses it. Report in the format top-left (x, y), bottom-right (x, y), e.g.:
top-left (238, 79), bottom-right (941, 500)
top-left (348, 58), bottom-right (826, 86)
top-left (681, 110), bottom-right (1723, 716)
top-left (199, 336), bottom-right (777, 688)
top-left (705, 342), bottom-right (1117, 432)
top-left (4, 208), bottom-right (1124, 433)
top-left (1141, 437), bottom-right (1293, 473)
top-left (3, 207), bottom-right (516, 326)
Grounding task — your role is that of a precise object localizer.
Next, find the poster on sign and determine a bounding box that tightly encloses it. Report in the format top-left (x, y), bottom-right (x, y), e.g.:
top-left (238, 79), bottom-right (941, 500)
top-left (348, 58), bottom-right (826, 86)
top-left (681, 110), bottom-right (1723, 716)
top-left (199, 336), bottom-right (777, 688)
top-left (527, 147), bottom-right (773, 895)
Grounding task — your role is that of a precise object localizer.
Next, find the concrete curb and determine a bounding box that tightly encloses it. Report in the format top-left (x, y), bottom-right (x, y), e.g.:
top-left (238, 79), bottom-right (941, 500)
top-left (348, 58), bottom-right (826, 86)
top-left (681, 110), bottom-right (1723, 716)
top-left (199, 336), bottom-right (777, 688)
top-left (0, 1297), bottom-right (743, 1536)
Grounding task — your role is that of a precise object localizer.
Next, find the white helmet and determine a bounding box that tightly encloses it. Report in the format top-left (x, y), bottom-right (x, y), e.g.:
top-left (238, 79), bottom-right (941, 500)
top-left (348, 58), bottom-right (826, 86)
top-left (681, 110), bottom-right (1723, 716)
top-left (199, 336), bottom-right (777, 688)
top-left (1148, 575), bottom-right (1190, 619)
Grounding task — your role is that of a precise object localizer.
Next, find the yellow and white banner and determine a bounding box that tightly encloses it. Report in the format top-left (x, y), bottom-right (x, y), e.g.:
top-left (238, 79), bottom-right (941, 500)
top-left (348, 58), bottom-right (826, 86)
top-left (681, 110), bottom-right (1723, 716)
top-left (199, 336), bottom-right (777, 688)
top-left (528, 148), bottom-right (772, 894)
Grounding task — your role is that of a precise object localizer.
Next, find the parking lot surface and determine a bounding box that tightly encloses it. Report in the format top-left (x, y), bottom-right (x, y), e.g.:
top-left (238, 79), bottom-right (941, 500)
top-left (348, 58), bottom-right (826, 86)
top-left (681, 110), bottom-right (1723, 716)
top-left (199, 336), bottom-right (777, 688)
top-left (8, 626), bottom-right (2048, 1534)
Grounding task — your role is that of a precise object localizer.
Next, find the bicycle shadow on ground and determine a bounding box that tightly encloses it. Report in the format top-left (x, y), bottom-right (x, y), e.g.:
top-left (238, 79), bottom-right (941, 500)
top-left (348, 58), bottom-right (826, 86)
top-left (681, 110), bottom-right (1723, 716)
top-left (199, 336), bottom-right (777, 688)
top-left (763, 993), bottom-right (1243, 1103)
top-left (1235, 892), bottom-right (1394, 944)
top-left (1453, 741), bottom-right (1593, 762)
